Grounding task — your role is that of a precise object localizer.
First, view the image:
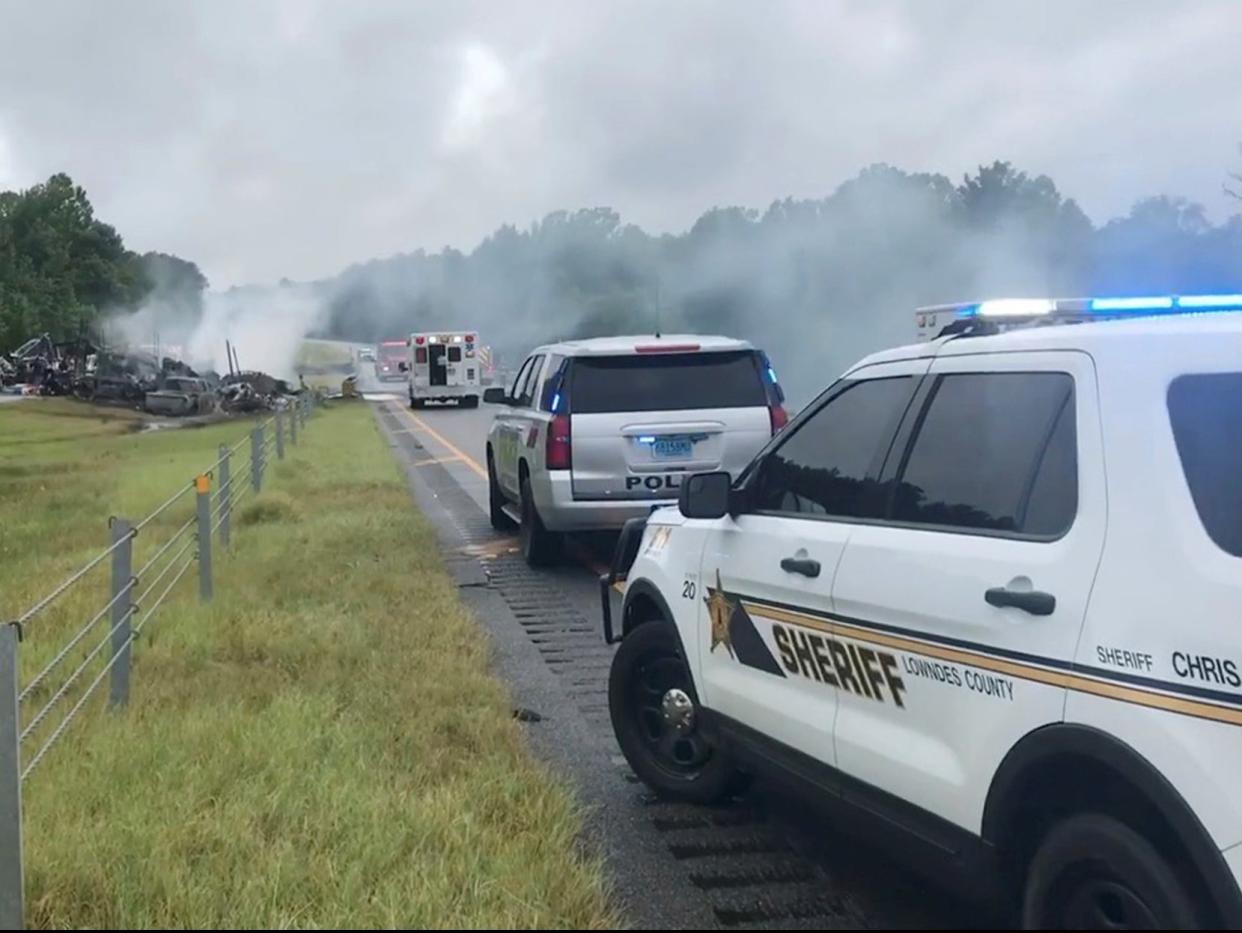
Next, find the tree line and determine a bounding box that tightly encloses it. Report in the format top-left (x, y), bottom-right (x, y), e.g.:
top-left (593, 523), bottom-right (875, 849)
top-left (0, 172), bottom-right (205, 354)
top-left (3, 163), bottom-right (1238, 403)
top-left (318, 161), bottom-right (1242, 401)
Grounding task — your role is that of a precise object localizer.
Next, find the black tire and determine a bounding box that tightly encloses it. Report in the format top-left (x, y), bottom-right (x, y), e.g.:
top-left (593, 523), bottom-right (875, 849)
top-left (409, 395), bottom-right (424, 410)
top-left (1022, 813), bottom-right (1201, 930)
top-left (487, 451), bottom-right (515, 531)
top-left (609, 621), bottom-right (741, 804)
top-left (461, 395), bottom-right (479, 409)
top-left (518, 474), bottom-right (560, 566)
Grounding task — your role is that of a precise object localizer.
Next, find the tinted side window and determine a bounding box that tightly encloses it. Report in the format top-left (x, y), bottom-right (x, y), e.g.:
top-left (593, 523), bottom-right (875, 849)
top-left (539, 354), bottom-right (566, 411)
top-left (448, 345), bottom-right (463, 363)
top-left (508, 357), bottom-right (534, 399)
top-left (754, 377), bottom-right (914, 518)
top-left (515, 354), bottom-right (545, 407)
top-left (892, 372), bottom-right (1076, 536)
top-left (1168, 373), bottom-right (1242, 557)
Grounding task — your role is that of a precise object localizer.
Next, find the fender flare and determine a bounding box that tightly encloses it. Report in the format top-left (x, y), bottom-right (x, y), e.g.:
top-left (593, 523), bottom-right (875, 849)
top-left (622, 577), bottom-right (690, 658)
top-left (983, 722), bottom-right (1242, 926)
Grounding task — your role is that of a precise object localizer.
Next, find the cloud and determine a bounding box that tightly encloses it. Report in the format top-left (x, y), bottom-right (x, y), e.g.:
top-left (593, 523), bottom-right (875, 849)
top-left (0, 0), bottom-right (1236, 286)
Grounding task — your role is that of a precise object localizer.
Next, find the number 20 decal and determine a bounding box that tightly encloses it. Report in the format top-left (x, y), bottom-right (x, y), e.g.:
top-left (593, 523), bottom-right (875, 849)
top-left (682, 580), bottom-right (696, 600)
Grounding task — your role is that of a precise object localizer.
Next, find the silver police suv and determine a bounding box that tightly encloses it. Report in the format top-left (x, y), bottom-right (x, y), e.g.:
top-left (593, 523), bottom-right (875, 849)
top-left (483, 335), bottom-right (787, 565)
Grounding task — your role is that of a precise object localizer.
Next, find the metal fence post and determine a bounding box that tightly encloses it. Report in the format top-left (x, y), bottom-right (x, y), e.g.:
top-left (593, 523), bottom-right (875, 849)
top-left (289, 401), bottom-right (298, 447)
top-left (0, 623), bottom-right (22, 931)
top-left (217, 445), bottom-right (231, 550)
top-left (196, 475), bottom-right (212, 603)
top-left (250, 426), bottom-right (262, 492)
top-left (275, 411), bottom-right (285, 460)
top-left (108, 518), bottom-right (132, 709)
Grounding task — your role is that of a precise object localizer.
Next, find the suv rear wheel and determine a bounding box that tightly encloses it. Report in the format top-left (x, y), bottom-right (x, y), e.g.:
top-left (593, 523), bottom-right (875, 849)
top-left (518, 474), bottom-right (559, 565)
top-left (1022, 813), bottom-right (1200, 929)
top-left (609, 621), bottom-right (742, 804)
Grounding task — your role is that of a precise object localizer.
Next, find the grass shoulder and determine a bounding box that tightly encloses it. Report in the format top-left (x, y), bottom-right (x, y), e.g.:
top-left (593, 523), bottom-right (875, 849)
top-left (1, 400), bottom-right (615, 928)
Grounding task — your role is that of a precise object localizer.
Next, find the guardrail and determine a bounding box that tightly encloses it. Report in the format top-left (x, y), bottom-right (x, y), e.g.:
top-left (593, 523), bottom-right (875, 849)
top-left (0, 394), bottom-right (316, 930)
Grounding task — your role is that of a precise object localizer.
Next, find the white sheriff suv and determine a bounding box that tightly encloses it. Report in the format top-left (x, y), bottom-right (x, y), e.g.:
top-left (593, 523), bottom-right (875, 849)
top-left (602, 295), bottom-right (1242, 929)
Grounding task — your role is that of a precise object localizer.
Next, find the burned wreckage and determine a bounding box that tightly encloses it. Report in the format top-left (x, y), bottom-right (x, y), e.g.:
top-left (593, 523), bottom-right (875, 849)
top-left (1, 334), bottom-right (305, 415)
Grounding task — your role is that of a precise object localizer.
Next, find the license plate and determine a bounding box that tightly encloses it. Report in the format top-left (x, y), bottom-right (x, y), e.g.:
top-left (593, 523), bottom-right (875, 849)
top-left (652, 437), bottom-right (693, 459)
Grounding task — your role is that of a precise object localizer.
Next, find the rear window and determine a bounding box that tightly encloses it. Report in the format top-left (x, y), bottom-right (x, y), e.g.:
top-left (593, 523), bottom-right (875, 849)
top-left (448, 346), bottom-right (462, 363)
top-left (1168, 373), bottom-right (1242, 557)
top-left (568, 351), bottom-right (766, 414)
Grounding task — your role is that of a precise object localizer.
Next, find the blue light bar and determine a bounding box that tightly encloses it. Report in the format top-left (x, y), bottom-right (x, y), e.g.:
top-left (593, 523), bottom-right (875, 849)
top-left (550, 392), bottom-right (561, 412)
top-left (767, 366), bottom-right (778, 384)
top-left (1090, 296), bottom-right (1174, 311)
top-left (1176, 294), bottom-right (1242, 309)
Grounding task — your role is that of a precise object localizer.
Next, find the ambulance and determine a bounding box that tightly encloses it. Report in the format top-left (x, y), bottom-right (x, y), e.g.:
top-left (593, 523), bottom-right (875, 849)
top-left (406, 331), bottom-right (482, 408)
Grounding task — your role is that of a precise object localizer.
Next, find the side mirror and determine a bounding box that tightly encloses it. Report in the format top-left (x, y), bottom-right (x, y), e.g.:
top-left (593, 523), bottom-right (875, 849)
top-left (482, 387), bottom-right (509, 405)
top-left (398, 361), bottom-right (409, 372)
top-left (679, 471), bottom-right (732, 520)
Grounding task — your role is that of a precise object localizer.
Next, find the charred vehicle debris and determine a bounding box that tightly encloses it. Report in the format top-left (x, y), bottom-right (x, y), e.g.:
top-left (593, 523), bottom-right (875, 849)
top-left (1, 333), bottom-right (313, 416)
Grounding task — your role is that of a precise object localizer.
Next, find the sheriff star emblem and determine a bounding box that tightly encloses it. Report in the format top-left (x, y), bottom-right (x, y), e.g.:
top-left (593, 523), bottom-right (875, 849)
top-left (704, 569), bottom-right (735, 656)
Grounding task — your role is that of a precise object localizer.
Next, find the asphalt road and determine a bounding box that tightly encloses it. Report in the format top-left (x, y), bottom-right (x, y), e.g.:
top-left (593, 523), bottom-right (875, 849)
top-left (366, 372), bottom-right (995, 930)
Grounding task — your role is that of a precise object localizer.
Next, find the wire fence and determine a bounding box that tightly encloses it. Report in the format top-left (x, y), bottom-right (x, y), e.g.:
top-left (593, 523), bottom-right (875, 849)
top-left (0, 394), bottom-right (317, 930)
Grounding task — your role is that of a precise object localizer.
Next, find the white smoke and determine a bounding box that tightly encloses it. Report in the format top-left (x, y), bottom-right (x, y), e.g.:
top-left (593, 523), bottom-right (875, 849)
top-left (106, 284), bottom-right (329, 378)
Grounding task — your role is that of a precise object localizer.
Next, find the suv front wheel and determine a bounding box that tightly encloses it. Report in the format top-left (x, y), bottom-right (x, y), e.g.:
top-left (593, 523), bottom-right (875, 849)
top-left (1022, 813), bottom-right (1200, 929)
top-left (609, 621), bottom-right (742, 804)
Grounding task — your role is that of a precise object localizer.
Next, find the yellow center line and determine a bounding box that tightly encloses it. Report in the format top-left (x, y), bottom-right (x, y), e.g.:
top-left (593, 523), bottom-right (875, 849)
top-left (399, 405), bottom-right (487, 479)
top-left (395, 401), bottom-right (624, 594)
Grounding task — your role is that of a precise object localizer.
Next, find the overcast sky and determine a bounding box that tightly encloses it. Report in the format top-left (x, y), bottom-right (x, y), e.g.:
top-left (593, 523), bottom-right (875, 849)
top-left (0, 0), bottom-right (1238, 288)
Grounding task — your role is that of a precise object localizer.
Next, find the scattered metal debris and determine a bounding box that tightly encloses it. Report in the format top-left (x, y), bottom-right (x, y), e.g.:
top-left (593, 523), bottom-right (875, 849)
top-left (2, 333), bottom-right (307, 416)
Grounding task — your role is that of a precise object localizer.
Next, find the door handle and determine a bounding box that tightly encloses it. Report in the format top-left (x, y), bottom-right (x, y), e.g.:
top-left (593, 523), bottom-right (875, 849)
top-left (780, 556), bottom-right (821, 578)
top-left (985, 586), bottom-right (1056, 616)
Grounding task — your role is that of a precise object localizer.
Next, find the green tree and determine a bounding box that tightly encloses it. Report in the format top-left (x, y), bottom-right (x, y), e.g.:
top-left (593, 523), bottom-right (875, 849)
top-left (0, 173), bottom-right (151, 353)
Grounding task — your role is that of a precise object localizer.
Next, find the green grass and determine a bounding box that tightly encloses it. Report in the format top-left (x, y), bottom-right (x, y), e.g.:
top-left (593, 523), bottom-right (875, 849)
top-left (0, 399), bottom-right (617, 929)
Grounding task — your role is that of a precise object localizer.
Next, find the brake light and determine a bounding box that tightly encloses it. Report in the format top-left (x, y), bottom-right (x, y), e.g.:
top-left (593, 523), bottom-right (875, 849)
top-left (546, 413), bottom-right (572, 469)
top-left (769, 404), bottom-right (788, 436)
top-left (635, 343), bottom-right (700, 353)
top-left (465, 333), bottom-right (475, 343)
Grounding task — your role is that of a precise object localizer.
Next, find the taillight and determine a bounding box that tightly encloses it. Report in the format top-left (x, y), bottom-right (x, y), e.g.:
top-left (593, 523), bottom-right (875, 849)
top-left (546, 414), bottom-right (572, 469)
top-left (769, 404), bottom-right (788, 436)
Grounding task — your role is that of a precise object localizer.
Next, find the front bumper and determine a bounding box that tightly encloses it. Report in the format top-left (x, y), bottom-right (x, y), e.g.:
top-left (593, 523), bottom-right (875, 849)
top-left (532, 470), bottom-right (674, 532)
top-left (411, 385), bottom-right (476, 400)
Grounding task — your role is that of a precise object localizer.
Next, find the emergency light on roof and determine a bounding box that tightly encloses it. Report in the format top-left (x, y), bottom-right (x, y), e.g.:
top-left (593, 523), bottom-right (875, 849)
top-left (1176, 294), bottom-right (1242, 308)
top-left (1090, 296), bottom-right (1174, 311)
top-left (976, 298), bottom-right (1055, 317)
top-left (918, 293), bottom-right (1242, 341)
